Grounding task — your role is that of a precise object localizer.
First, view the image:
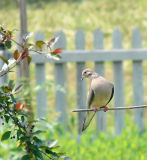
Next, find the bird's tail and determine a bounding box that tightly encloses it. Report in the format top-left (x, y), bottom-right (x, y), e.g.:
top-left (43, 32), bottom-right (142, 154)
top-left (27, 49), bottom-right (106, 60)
top-left (82, 111), bottom-right (96, 132)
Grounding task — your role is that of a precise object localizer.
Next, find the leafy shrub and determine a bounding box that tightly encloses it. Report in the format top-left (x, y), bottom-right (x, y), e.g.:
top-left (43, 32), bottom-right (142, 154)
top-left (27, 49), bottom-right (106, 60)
top-left (0, 25), bottom-right (66, 159)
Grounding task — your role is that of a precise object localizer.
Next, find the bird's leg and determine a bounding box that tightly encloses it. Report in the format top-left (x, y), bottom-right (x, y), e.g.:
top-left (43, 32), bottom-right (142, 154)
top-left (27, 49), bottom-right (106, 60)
top-left (92, 107), bottom-right (99, 112)
top-left (100, 106), bottom-right (109, 112)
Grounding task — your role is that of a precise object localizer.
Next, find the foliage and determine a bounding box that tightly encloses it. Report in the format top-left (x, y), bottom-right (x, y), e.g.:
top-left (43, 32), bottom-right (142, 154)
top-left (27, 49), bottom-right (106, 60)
top-left (57, 124), bottom-right (147, 160)
top-left (0, 120), bottom-right (146, 160)
top-left (0, 25), bottom-right (66, 159)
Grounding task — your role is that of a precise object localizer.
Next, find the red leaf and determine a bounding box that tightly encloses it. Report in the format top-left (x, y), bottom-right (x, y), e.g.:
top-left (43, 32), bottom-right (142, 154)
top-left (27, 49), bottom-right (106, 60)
top-left (9, 88), bottom-right (12, 92)
top-left (13, 50), bottom-right (20, 60)
top-left (22, 48), bottom-right (28, 57)
top-left (5, 36), bottom-right (13, 42)
top-left (22, 54), bottom-right (29, 60)
top-left (53, 48), bottom-right (63, 54)
top-left (16, 102), bottom-right (23, 110)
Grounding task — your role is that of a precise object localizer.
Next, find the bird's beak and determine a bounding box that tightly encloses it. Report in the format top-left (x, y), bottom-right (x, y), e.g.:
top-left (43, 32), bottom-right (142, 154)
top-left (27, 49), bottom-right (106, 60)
top-left (81, 76), bottom-right (84, 80)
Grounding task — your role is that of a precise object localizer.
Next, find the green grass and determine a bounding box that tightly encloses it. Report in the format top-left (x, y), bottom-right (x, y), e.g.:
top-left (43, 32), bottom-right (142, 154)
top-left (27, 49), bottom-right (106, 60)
top-left (0, 119), bottom-right (147, 160)
top-left (1, 0), bottom-right (147, 49)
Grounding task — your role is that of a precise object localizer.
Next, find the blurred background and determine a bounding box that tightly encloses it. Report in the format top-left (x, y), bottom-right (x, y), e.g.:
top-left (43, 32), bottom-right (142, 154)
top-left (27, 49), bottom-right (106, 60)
top-left (0, 0), bottom-right (147, 159)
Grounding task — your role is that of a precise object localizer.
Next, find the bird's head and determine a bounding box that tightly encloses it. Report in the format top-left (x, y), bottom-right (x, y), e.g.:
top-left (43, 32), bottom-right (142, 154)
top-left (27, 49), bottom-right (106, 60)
top-left (81, 68), bottom-right (98, 80)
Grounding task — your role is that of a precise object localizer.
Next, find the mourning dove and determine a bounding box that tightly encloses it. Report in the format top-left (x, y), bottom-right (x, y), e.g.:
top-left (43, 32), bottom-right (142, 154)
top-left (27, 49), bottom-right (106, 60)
top-left (81, 68), bottom-right (114, 132)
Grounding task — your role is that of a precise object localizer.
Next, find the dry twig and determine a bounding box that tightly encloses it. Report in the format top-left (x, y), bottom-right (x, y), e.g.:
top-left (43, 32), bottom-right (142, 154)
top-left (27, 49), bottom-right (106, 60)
top-left (72, 105), bottom-right (147, 112)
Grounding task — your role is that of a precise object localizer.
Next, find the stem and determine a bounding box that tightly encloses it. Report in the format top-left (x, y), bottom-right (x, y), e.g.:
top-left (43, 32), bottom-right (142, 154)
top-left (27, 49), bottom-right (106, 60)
top-left (11, 39), bottom-right (24, 48)
top-left (30, 49), bottom-right (42, 54)
top-left (2, 104), bottom-right (26, 132)
top-left (72, 105), bottom-right (147, 112)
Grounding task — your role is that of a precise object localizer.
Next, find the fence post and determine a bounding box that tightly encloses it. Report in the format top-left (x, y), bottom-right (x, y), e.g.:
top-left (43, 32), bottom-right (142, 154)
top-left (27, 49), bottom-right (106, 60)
top-left (132, 28), bottom-right (144, 132)
top-left (113, 29), bottom-right (125, 136)
top-left (94, 29), bottom-right (106, 133)
top-left (54, 31), bottom-right (68, 124)
top-left (35, 31), bottom-right (47, 118)
top-left (0, 50), bottom-right (8, 85)
top-left (75, 29), bottom-right (87, 133)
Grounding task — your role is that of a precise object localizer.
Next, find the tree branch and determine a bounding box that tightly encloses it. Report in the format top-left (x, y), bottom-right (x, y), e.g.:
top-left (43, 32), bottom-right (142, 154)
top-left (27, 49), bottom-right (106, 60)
top-left (72, 105), bottom-right (147, 112)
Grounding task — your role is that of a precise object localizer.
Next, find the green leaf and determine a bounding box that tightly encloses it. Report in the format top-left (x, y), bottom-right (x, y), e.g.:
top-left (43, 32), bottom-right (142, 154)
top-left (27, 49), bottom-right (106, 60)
top-left (58, 152), bottom-right (66, 157)
top-left (1, 131), bottom-right (11, 141)
top-left (20, 136), bottom-right (28, 142)
top-left (32, 149), bottom-right (43, 160)
top-left (1, 86), bottom-right (10, 93)
top-left (5, 40), bottom-right (12, 49)
top-left (21, 155), bottom-right (31, 160)
top-left (45, 149), bottom-right (59, 158)
top-left (4, 115), bottom-right (10, 123)
top-left (28, 120), bottom-right (39, 124)
top-left (0, 56), bottom-right (8, 65)
top-left (21, 116), bottom-right (25, 122)
top-left (12, 117), bottom-right (18, 123)
top-left (27, 55), bottom-right (32, 64)
top-left (39, 145), bottom-right (50, 150)
top-left (35, 40), bottom-right (45, 51)
top-left (33, 136), bottom-right (42, 146)
top-left (17, 129), bottom-right (22, 140)
top-left (32, 130), bottom-right (43, 135)
top-left (8, 80), bottom-right (15, 89)
top-left (10, 94), bottom-right (16, 102)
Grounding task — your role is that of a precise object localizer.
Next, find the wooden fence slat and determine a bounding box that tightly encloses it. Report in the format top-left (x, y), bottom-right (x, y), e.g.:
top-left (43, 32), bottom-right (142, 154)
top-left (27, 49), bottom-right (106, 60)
top-left (94, 29), bottom-right (106, 133)
top-left (35, 31), bottom-right (47, 118)
top-left (132, 28), bottom-right (144, 132)
top-left (113, 29), bottom-right (125, 135)
top-left (54, 31), bottom-right (67, 124)
top-left (0, 50), bottom-right (8, 85)
top-left (75, 29), bottom-right (87, 133)
top-left (30, 49), bottom-right (147, 63)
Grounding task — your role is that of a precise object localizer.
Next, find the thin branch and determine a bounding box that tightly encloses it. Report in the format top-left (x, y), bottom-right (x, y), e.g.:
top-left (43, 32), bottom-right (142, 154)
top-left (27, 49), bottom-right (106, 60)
top-left (30, 49), bottom-right (42, 54)
top-left (72, 105), bottom-right (147, 112)
top-left (11, 39), bottom-right (24, 48)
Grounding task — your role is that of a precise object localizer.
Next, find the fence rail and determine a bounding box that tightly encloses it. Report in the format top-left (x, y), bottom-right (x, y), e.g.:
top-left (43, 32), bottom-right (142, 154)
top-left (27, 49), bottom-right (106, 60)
top-left (0, 28), bottom-right (146, 135)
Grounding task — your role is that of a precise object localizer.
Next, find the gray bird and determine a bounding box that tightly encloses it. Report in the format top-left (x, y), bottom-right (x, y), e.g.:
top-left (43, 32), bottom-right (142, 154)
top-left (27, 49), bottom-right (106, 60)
top-left (81, 68), bottom-right (114, 132)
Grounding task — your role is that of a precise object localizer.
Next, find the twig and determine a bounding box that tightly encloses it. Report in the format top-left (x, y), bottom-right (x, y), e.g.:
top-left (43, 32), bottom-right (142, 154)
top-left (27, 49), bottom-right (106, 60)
top-left (11, 39), bottom-right (24, 48)
top-left (72, 105), bottom-right (147, 112)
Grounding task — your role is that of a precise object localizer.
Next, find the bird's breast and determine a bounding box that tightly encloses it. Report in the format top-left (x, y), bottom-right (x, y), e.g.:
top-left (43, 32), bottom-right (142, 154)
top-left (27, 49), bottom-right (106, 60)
top-left (91, 78), bottom-right (113, 107)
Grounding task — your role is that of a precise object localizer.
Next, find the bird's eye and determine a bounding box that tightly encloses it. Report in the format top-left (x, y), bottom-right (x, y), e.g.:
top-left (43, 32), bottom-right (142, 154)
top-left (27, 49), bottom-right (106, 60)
top-left (84, 71), bottom-right (86, 74)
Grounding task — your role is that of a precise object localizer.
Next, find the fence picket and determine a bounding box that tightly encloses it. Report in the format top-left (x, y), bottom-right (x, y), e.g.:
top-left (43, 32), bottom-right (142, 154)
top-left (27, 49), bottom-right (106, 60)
top-left (113, 29), bottom-right (125, 135)
top-left (132, 28), bottom-right (144, 132)
top-left (94, 29), bottom-right (106, 133)
top-left (54, 31), bottom-right (67, 124)
top-left (75, 29), bottom-right (87, 133)
top-left (0, 50), bottom-right (8, 85)
top-left (0, 29), bottom-right (145, 134)
top-left (35, 31), bottom-right (47, 118)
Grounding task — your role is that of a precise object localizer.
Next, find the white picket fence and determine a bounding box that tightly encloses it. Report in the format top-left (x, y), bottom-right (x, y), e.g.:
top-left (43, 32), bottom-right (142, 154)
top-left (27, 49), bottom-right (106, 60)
top-left (0, 28), bottom-right (146, 135)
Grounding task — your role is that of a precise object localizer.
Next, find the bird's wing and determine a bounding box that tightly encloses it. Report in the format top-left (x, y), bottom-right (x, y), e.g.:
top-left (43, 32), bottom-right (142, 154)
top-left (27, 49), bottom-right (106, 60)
top-left (105, 85), bottom-right (114, 105)
top-left (87, 88), bottom-right (94, 108)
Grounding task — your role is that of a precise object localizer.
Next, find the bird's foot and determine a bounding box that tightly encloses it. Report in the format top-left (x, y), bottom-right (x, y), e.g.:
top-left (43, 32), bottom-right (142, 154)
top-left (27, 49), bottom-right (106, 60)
top-left (93, 107), bottom-right (99, 112)
top-left (100, 106), bottom-right (109, 112)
